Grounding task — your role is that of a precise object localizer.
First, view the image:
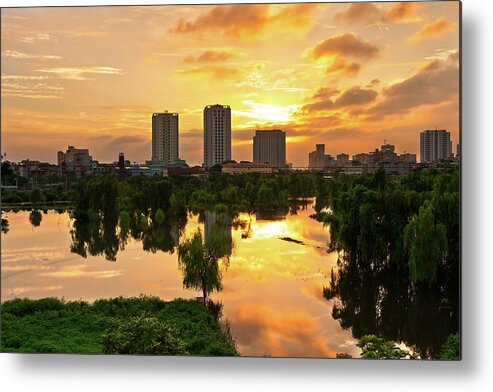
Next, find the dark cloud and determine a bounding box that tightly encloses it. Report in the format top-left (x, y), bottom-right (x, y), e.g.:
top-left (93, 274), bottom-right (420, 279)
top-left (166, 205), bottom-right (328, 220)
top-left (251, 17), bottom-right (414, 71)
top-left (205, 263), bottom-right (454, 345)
top-left (365, 60), bottom-right (459, 120)
top-left (302, 86), bottom-right (378, 112)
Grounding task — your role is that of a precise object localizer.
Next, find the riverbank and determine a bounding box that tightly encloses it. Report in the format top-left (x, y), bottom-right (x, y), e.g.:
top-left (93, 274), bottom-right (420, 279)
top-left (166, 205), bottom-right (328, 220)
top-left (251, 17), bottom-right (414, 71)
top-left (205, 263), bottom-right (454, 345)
top-left (0, 296), bottom-right (238, 355)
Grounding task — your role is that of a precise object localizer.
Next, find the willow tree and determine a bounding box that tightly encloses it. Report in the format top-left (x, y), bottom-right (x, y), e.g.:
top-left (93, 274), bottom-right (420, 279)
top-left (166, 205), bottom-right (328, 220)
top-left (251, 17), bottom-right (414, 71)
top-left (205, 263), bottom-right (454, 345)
top-left (404, 202), bottom-right (448, 285)
top-left (177, 229), bottom-right (230, 305)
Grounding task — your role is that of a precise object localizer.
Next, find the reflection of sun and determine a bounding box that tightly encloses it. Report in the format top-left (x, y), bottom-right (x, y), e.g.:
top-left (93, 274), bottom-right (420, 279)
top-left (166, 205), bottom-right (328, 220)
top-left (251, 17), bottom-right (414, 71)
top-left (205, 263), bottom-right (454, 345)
top-left (253, 221), bottom-right (290, 239)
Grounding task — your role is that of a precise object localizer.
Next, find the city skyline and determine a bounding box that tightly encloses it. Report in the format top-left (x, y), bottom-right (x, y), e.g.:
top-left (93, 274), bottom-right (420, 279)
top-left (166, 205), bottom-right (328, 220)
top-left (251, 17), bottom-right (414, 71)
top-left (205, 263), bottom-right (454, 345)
top-left (1, 2), bottom-right (460, 166)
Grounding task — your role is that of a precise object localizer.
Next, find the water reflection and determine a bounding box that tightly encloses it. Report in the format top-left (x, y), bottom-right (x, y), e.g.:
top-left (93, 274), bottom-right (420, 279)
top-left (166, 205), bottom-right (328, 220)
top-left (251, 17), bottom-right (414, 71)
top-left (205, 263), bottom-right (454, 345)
top-left (1, 200), bottom-right (457, 358)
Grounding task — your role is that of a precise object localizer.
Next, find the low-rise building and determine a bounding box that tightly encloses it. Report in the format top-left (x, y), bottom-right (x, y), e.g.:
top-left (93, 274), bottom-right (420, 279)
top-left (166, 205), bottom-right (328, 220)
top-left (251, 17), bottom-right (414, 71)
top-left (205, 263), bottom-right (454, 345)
top-left (222, 162), bottom-right (275, 174)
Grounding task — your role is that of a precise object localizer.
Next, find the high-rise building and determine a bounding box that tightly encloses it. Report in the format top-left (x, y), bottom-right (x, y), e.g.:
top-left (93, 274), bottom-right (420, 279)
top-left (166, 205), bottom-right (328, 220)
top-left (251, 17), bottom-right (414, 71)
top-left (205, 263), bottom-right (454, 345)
top-left (152, 111), bottom-right (179, 164)
top-left (253, 129), bottom-right (286, 168)
top-left (204, 104), bottom-right (231, 169)
top-left (420, 129), bottom-right (452, 162)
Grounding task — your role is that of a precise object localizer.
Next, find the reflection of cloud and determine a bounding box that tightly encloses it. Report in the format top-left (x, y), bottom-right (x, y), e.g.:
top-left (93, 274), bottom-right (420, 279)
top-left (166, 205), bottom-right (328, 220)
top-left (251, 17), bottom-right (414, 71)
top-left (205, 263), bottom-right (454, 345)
top-left (39, 265), bottom-right (124, 279)
top-left (36, 66), bottom-right (122, 80)
top-left (7, 285), bottom-right (63, 298)
top-left (230, 304), bottom-right (335, 357)
top-left (407, 17), bottom-right (457, 42)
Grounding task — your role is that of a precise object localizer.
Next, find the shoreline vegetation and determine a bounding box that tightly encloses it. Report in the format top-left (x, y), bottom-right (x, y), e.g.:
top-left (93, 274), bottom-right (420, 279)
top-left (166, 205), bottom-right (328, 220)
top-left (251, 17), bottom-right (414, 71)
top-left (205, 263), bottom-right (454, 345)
top-left (1, 168), bottom-right (460, 359)
top-left (1, 296), bottom-right (238, 356)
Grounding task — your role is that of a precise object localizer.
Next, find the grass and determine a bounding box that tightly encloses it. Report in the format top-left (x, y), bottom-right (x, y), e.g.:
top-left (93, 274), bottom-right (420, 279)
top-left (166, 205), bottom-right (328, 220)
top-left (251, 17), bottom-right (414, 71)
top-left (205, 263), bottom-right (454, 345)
top-left (1, 296), bottom-right (238, 356)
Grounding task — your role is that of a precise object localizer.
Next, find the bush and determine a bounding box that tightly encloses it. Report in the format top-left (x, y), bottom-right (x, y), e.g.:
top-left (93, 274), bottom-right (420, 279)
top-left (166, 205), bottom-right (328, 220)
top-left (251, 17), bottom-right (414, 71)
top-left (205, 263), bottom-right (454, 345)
top-left (439, 333), bottom-right (460, 360)
top-left (102, 313), bottom-right (187, 355)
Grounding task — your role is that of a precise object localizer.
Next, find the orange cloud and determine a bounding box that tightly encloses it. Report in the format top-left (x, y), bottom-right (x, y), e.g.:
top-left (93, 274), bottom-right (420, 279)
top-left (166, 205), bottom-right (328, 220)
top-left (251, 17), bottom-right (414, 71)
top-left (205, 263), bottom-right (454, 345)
top-left (325, 58), bottom-right (361, 77)
top-left (334, 2), bottom-right (419, 25)
top-left (306, 33), bottom-right (380, 61)
top-left (386, 2), bottom-right (419, 23)
top-left (334, 3), bottom-right (382, 25)
top-left (176, 65), bottom-right (242, 81)
top-left (172, 3), bottom-right (318, 40)
top-left (407, 17), bottom-right (457, 42)
top-left (183, 50), bottom-right (236, 64)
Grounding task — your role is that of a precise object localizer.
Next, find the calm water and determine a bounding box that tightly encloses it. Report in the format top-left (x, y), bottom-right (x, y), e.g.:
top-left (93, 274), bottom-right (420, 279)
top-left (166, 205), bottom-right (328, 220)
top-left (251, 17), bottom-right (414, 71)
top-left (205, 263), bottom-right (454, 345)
top-left (1, 202), bottom-right (363, 358)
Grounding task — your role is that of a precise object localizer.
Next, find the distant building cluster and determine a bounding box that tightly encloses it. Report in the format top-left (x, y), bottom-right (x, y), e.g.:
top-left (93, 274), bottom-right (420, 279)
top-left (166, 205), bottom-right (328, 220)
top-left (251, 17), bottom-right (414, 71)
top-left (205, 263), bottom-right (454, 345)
top-left (2, 102), bottom-right (459, 186)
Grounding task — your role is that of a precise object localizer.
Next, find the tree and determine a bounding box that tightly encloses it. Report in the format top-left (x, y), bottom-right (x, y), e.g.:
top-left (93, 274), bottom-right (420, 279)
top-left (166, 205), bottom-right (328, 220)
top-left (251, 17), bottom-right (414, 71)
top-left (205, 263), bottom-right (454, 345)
top-left (357, 335), bottom-right (414, 359)
top-left (154, 208), bottom-right (165, 224)
top-left (177, 229), bottom-right (229, 305)
top-left (256, 183), bottom-right (274, 205)
top-left (439, 333), bottom-right (460, 360)
top-left (102, 313), bottom-right (187, 355)
top-left (30, 188), bottom-right (46, 206)
top-left (404, 202), bottom-right (448, 285)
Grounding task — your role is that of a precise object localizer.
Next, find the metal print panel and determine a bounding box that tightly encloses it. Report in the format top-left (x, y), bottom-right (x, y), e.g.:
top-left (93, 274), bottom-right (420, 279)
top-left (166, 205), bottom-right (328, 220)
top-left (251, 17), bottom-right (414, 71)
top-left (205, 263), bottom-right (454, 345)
top-left (0, 1), bottom-right (461, 360)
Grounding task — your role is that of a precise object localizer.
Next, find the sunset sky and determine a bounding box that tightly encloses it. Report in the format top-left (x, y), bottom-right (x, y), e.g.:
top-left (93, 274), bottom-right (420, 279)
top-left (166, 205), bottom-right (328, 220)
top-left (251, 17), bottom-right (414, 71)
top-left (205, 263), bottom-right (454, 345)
top-left (1, 1), bottom-right (460, 166)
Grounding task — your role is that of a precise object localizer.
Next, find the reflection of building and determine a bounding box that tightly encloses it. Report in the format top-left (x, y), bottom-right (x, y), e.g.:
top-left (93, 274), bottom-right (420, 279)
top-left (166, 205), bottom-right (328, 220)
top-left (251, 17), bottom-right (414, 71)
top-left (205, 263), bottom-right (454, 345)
top-left (204, 104), bottom-right (231, 169)
top-left (152, 111), bottom-right (179, 164)
top-left (420, 129), bottom-right (452, 162)
top-left (57, 146), bottom-right (92, 176)
top-left (222, 162), bottom-right (275, 174)
top-left (308, 144), bottom-right (334, 170)
top-left (253, 129), bottom-right (286, 168)
top-left (204, 211), bottom-right (232, 256)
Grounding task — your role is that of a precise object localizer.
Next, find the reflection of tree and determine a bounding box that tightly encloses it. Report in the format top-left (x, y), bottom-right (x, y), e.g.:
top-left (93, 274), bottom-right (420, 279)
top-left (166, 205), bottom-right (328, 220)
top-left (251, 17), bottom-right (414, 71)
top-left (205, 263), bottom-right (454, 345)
top-left (1, 216), bottom-right (9, 234)
top-left (28, 210), bottom-right (43, 227)
top-left (177, 229), bottom-right (230, 305)
top-left (324, 255), bottom-right (459, 359)
top-left (70, 209), bottom-right (188, 261)
top-left (204, 211), bottom-right (233, 257)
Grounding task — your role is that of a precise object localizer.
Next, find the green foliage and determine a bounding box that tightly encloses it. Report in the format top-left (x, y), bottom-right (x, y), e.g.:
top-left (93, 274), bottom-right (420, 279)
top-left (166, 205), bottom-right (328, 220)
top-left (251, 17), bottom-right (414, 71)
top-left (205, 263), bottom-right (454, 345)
top-left (1, 296), bottom-right (237, 356)
top-left (317, 169), bottom-right (458, 283)
top-left (102, 313), bottom-right (187, 355)
top-left (439, 333), bottom-right (460, 360)
top-left (404, 202), bottom-right (448, 285)
top-left (154, 208), bottom-right (165, 225)
top-left (29, 188), bottom-right (46, 206)
top-left (357, 335), bottom-right (414, 359)
top-left (178, 230), bottom-right (229, 305)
